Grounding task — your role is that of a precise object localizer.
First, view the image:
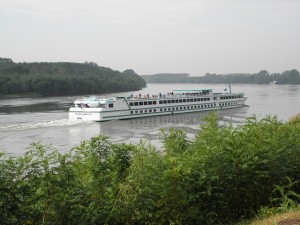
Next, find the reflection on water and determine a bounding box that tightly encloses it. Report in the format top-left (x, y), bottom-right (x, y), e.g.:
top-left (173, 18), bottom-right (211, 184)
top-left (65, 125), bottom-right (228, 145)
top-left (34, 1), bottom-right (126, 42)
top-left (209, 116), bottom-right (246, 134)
top-left (0, 107), bottom-right (247, 155)
top-left (126, 107), bottom-right (247, 129)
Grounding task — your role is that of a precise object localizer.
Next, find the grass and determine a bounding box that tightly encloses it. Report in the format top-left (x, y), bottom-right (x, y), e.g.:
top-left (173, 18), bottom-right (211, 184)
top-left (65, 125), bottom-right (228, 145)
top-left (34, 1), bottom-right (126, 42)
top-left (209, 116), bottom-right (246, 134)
top-left (237, 208), bottom-right (300, 225)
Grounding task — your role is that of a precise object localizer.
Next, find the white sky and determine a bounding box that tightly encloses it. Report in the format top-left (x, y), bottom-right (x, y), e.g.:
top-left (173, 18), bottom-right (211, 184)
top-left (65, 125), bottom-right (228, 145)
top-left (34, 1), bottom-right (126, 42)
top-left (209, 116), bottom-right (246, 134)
top-left (1, 0), bottom-right (300, 75)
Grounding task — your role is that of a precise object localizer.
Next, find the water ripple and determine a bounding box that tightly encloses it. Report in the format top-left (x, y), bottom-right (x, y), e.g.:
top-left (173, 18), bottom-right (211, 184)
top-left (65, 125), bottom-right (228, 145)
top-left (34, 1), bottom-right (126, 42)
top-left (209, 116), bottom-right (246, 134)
top-left (0, 119), bottom-right (90, 131)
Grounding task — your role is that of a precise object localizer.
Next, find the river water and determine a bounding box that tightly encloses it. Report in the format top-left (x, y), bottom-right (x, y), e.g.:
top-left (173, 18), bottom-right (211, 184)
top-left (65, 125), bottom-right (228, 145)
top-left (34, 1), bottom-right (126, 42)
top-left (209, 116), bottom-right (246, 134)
top-left (0, 83), bottom-right (299, 155)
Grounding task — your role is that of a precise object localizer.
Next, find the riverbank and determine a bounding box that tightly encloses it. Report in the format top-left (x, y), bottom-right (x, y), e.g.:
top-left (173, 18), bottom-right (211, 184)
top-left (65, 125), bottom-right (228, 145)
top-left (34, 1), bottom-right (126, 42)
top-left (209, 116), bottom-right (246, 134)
top-left (240, 209), bottom-right (300, 225)
top-left (0, 92), bottom-right (43, 99)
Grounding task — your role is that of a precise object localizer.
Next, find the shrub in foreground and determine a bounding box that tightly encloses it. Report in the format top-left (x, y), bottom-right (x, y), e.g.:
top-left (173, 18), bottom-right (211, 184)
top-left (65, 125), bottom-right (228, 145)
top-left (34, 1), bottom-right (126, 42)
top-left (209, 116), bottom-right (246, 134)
top-left (0, 113), bottom-right (299, 224)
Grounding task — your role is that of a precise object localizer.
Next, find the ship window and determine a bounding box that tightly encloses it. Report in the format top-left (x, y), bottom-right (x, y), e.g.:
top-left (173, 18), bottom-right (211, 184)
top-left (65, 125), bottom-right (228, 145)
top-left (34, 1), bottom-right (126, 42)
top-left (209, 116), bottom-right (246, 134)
top-left (183, 107), bottom-right (186, 109)
top-left (191, 106), bottom-right (193, 109)
top-left (109, 103), bottom-right (114, 108)
top-left (148, 101), bottom-right (152, 105)
top-left (130, 102), bottom-right (133, 106)
top-left (130, 111), bottom-right (133, 114)
top-left (175, 100), bottom-right (179, 103)
top-left (190, 99), bottom-right (194, 102)
top-left (139, 102), bottom-right (143, 105)
top-left (172, 100), bottom-right (175, 103)
top-left (164, 108), bottom-right (167, 111)
top-left (176, 107), bottom-right (178, 110)
top-left (168, 100), bottom-right (171, 104)
top-left (149, 109), bottom-right (152, 112)
top-left (153, 101), bottom-right (157, 105)
top-left (183, 99), bottom-right (187, 102)
top-left (172, 108), bottom-right (175, 110)
top-left (180, 107), bottom-right (182, 110)
top-left (163, 100), bottom-right (167, 104)
top-left (160, 109), bottom-right (163, 112)
top-left (145, 110), bottom-right (148, 113)
top-left (135, 111), bottom-right (138, 114)
top-left (144, 101), bottom-right (148, 105)
top-left (179, 99), bottom-right (183, 103)
top-left (140, 110), bottom-right (143, 113)
top-left (187, 99), bottom-right (190, 102)
top-left (154, 109), bottom-right (156, 112)
top-left (134, 102), bottom-right (138, 106)
top-left (159, 100), bottom-right (163, 104)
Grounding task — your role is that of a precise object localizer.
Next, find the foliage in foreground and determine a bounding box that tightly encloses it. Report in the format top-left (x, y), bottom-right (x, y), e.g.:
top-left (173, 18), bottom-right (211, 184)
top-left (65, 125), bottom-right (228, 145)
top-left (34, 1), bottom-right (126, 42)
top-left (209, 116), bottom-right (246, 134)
top-left (0, 113), bottom-right (300, 225)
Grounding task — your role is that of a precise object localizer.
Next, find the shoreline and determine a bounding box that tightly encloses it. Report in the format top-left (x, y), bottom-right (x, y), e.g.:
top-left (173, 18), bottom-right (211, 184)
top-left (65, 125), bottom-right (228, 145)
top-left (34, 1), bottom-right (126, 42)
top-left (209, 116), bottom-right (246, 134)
top-left (0, 92), bottom-right (43, 99)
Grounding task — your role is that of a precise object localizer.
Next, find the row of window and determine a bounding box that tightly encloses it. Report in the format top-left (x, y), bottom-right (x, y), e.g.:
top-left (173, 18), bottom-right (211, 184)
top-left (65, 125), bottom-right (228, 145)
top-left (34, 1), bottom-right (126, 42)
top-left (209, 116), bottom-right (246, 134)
top-left (220, 102), bottom-right (239, 107)
top-left (220, 96), bottom-right (242, 100)
top-left (129, 97), bottom-right (213, 107)
top-left (129, 102), bottom-right (240, 114)
top-left (109, 101), bottom-right (239, 110)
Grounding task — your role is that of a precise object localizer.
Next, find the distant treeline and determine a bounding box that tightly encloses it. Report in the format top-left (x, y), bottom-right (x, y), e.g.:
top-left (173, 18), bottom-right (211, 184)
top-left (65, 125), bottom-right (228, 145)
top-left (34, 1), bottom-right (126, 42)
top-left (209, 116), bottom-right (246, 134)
top-left (0, 57), bottom-right (146, 96)
top-left (142, 70), bottom-right (300, 84)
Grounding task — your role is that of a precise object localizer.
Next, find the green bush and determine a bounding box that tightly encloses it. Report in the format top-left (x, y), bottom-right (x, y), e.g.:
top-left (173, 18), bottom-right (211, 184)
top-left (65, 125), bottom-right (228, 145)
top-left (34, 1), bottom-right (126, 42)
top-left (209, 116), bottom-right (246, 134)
top-left (0, 113), bottom-right (299, 224)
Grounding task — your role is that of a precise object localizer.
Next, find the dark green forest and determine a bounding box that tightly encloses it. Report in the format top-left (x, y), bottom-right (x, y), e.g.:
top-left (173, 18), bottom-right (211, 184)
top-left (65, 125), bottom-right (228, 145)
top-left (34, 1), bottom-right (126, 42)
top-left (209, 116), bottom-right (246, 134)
top-left (142, 70), bottom-right (300, 84)
top-left (1, 113), bottom-right (300, 225)
top-left (0, 57), bottom-right (146, 96)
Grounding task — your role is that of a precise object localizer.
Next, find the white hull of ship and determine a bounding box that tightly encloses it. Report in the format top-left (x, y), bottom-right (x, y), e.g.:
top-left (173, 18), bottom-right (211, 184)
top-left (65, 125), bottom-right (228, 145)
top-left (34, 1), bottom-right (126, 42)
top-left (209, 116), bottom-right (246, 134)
top-left (69, 98), bottom-right (247, 122)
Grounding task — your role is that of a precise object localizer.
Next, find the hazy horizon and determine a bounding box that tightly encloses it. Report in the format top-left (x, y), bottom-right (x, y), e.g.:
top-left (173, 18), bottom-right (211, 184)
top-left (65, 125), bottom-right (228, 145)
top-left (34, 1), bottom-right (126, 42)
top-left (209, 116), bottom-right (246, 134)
top-left (1, 0), bottom-right (299, 76)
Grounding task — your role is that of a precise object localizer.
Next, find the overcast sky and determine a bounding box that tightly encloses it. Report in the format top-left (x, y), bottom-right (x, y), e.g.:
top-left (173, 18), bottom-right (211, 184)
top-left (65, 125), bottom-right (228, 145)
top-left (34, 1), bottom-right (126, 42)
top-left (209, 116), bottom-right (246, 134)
top-left (1, 0), bottom-right (300, 75)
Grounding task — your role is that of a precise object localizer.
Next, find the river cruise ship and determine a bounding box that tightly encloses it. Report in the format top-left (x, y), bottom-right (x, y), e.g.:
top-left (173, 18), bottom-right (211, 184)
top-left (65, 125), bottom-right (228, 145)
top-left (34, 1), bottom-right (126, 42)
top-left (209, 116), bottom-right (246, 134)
top-left (69, 88), bottom-right (247, 121)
